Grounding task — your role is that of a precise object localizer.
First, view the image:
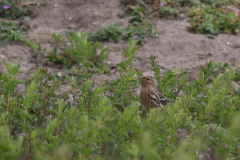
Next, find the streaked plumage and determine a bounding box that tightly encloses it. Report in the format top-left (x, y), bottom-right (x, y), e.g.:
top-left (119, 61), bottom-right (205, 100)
top-left (139, 76), bottom-right (170, 109)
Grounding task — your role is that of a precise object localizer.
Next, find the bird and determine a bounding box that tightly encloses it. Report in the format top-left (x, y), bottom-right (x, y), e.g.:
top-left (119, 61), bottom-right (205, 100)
top-left (139, 76), bottom-right (170, 110)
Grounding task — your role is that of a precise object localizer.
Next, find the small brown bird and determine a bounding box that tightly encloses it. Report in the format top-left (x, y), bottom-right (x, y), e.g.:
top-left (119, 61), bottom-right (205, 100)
top-left (139, 76), bottom-right (170, 110)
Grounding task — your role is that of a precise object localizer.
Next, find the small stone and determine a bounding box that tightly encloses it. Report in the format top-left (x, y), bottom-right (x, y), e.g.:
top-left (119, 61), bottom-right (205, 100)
top-left (226, 42), bottom-right (232, 45)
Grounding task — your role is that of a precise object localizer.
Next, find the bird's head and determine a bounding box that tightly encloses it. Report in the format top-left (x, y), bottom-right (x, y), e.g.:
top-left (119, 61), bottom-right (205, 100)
top-left (138, 76), bottom-right (155, 87)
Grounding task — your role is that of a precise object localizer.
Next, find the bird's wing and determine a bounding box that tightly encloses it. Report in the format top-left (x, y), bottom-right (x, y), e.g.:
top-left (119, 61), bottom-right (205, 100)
top-left (151, 89), bottom-right (170, 106)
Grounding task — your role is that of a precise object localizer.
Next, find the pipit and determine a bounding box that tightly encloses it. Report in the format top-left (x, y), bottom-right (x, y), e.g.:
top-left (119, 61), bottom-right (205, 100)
top-left (139, 76), bottom-right (170, 110)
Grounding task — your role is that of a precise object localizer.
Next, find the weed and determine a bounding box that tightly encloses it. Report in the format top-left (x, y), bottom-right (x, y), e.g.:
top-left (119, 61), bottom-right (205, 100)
top-left (0, 29), bottom-right (41, 50)
top-left (1, 37), bottom-right (240, 159)
top-left (48, 32), bottom-right (109, 78)
top-left (175, 0), bottom-right (193, 6)
top-left (0, 1), bottom-right (35, 20)
top-left (121, 0), bottom-right (148, 6)
top-left (121, 5), bottom-right (147, 23)
top-left (200, 0), bottom-right (238, 6)
top-left (159, 6), bottom-right (179, 19)
top-left (0, 21), bottom-right (17, 32)
top-left (118, 0), bottom-right (159, 44)
top-left (0, 2), bottom-right (39, 49)
top-left (90, 22), bottom-right (158, 45)
top-left (187, 5), bottom-right (240, 36)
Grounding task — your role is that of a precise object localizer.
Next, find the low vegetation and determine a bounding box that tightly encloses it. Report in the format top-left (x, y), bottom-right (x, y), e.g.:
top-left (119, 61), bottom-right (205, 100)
top-left (96, 0), bottom-right (240, 41)
top-left (187, 5), bottom-right (240, 36)
top-left (89, 22), bottom-right (158, 45)
top-left (0, 0), bottom-right (34, 20)
top-left (1, 0), bottom-right (240, 159)
top-left (0, 1), bottom-right (39, 48)
top-left (1, 34), bottom-right (240, 159)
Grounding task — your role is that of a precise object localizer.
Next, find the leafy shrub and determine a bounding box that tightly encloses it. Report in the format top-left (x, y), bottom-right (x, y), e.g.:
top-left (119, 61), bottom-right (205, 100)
top-left (120, 0), bottom-right (158, 43)
top-left (163, 0), bottom-right (194, 6)
top-left (1, 37), bottom-right (240, 159)
top-left (120, 0), bottom-right (148, 6)
top-left (121, 5), bottom-right (147, 23)
top-left (107, 40), bottom-right (142, 111)
top-left (187, 5), bottom-right (240, 35)
top-left (0, 14), bottom-right (39, 49)
top-left (90, 22), bottom-right (158, 44)
top-left (163, 0), bottom-right (238, 6)
top-left (159, 6), bottom-right (179, 19)
top-left (0, 29), bottom-right (41, 50)
top-left (200, 0), bottom-right (238, 6)
top-left (0, 21), bottom-right (17, 32)
top-left (0, 1), bottom-right (34, 20)
top-left (90, 24), bottom-right (125, 43)
top-left (48, 32), bottom-right (109, 78)
top-left (175, 0), bottom-right (193, 6)
top-left (0, 125), bottom-right (23, 159)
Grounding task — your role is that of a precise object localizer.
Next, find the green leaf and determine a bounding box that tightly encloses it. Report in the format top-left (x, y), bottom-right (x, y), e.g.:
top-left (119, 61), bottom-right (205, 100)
top-left (6, 81), bottom-right (16, 92)
top-left (117, 61), bottom-right (127, 70)
top-left (13, 79), bottom-right (24, 84)
top-left (0, 73), bottom-right (10, 82)
top-left (31, 130), bottom-right (38, 139)
top-left (3, 59), bottom-right (12, 72)
top-left (9, 64), bottom-right (20, 76)
top-left (205, 34), bottom-right (215, 38)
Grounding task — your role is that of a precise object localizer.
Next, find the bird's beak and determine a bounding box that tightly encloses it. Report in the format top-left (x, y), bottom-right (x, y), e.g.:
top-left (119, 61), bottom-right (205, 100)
top-left (138, 77), bottom-right (142, 79)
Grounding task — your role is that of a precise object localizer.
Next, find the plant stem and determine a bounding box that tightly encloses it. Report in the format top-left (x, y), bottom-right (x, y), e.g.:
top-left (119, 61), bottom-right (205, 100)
top-left (176, 85), bottom-right (183, 96)
top-left (191, 112), bottom-right (206, 140)
top-left (6, 91), bottom-right (10, 114)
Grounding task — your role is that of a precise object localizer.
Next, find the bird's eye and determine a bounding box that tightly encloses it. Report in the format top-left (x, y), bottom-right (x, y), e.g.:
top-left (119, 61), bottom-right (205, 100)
top-left (147, 78), bottom-right (149, 80)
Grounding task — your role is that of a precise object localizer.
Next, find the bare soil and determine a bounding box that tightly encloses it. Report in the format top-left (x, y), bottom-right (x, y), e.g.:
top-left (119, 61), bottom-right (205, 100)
top-left (0, 0), bottom-right (240, 84)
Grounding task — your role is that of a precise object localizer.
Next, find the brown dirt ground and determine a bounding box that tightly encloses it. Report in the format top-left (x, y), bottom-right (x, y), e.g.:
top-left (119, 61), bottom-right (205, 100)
top-left (0, 0), bottom-right (240, 90)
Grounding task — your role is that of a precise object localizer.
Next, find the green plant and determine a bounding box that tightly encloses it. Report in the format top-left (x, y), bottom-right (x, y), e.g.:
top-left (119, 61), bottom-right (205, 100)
top-left (90, 22), bottom-right (158, 45)
top-left (175, 0), bottom-right (193, 6)
top-left (48, 32), bottom-right (109, 78)
top-left (90, 24), bottom-right (125, 43)
top-left (159, 6), bottom-right (179, 19)
top-left (1, 38), bottom-right (240, 159)
top-left (200, 0), bottom-right (238, 6)
top-left (0, 21), bottom-right (17, 32)
top-left (0, 60), bottom-right (24, 115)
top-left (163, 0), bottom-right (195, 6)
top-left (0, 29), bottom-right (41, 50)
top-left (121, 5), bottom-right (147, 23)
top-left (0, 0), bottom-right (34, 20)
top-left (121, 0), bottom-right (148, 6)
top-left (0, 125), bottom-right (23, 159)
top-left (187, 5), bottom-right (240, 36)
top-left (107, 40), bottom-right (142, 111)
